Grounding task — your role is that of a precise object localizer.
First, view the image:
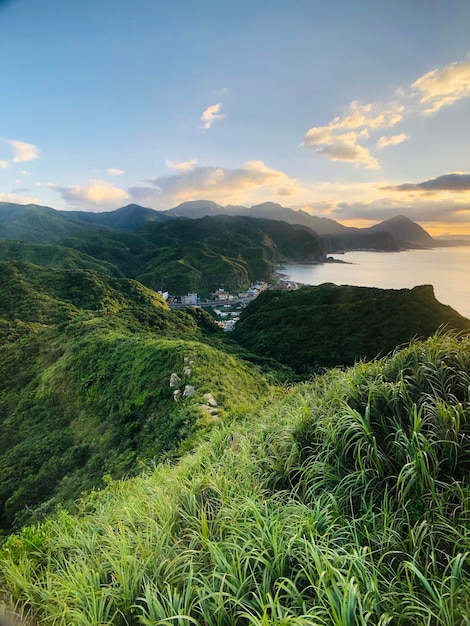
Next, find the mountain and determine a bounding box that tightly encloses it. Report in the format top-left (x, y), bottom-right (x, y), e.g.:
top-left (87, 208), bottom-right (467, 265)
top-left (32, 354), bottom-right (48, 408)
top-left (232, 283), bottom-right (470, 375)
top-left (164, 200), bottom-right (351, 235)
top-left (165, 199), bottom-right (226, 218)
top-left (366, 215), bottom-right (435, 248)
top-left (0, 201), bottom-right (435, 253)
top-left (66, 203), bottom-right (170, 230)
top-left (58, 215), bottom-right (325, 295)
top-left (0, 202), bottom-right (168, 243)
top-left (0, 202), bottom-right (111, 243)
top-left (161, 201), bottom-right (435, 250)
top-left (0, 238), bottom-right (123, 276)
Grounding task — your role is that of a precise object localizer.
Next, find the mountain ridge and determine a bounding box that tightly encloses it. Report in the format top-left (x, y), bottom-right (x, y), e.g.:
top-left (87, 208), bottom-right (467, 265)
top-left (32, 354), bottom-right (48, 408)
top-left (0, 200), bottom-right (435, 250)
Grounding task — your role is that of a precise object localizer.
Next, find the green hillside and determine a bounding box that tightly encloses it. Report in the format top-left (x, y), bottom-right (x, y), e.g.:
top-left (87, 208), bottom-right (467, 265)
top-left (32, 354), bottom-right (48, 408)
top-left (1, 333), bottom-right (469, 625)
top-left (232, 283), bottom-right (470, 375)
top-left (0, 239), bottom-right (122, 276)
top-left (0, 262), bottom-right (270, 531)
top-left (60, 215), bottom-right (324, 295)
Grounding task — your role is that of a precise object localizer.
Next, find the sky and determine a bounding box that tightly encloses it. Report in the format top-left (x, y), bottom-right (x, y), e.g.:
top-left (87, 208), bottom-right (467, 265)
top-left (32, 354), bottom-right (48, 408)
top-left (1, 0), bottom-right (470, 235)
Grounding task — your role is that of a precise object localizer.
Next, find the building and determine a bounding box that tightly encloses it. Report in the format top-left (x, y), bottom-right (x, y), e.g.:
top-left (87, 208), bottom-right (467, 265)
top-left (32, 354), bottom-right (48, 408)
top-left (181, 293), bottom-right (198, 305)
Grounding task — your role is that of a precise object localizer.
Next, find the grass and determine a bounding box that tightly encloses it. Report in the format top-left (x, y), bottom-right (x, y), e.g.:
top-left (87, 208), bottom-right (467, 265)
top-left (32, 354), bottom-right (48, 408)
top-left (1, 333), bottom-right (470, 624)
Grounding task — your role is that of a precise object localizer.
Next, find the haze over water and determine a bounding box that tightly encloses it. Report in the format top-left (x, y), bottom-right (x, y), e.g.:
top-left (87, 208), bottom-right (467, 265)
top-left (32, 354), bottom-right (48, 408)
top-left (283, 247), bottom-right (470, 320)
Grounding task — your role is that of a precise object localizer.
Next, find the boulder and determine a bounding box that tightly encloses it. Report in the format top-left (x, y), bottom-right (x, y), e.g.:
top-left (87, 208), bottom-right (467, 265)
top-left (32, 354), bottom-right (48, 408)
top-left (183, 385), bottom-right (196, 398)
top-left (169, 373), bottom-right (181, 387)
top-left (203, 393), bottom-right (218, 407)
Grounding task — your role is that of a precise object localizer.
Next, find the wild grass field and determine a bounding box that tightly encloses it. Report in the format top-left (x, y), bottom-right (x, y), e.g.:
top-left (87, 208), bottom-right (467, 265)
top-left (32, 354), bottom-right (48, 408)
top-left (1, 333), bottom-right (469, 625)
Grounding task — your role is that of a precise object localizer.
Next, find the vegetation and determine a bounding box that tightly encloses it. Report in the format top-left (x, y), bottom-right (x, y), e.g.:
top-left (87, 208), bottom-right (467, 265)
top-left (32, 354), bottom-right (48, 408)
top-left (0, 261), bottom-right (270, 531)
top-left (60, 215), bottom-right (324, 295)
top-left (1, 333), bottom-right (469, 624)
top-left (0, 206), bottom-right (325, 295)
top-left (232, 283), bottom-right (470, 375)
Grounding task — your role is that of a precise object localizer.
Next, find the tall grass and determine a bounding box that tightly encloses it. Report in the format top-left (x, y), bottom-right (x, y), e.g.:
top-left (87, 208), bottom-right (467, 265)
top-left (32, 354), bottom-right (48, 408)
top-left (1, 334), bottom-right (469, 624)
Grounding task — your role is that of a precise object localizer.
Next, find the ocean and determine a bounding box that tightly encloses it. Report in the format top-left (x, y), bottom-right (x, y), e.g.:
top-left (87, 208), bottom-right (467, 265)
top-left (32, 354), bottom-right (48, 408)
top-left (282, 246), bottom-right (470, 320)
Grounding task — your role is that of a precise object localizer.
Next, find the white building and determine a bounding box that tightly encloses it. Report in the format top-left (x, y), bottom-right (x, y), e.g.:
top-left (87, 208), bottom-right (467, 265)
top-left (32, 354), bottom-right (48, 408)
top-left (181, 293), bottom-right (198, 305)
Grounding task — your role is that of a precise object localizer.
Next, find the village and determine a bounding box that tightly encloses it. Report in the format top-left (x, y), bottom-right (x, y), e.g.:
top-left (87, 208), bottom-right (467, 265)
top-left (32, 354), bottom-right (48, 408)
top-left (164, 277), bottom-right (299, 330)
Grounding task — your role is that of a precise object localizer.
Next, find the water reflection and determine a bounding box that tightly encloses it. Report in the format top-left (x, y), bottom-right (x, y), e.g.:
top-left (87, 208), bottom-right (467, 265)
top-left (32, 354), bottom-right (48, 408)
top-left (282, 247), bottom-right (470, 319)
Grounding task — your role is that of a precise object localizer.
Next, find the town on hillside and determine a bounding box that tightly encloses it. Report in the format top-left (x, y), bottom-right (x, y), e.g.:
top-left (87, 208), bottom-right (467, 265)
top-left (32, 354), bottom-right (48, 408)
top-left (162, 277), bottom-right (299, 331)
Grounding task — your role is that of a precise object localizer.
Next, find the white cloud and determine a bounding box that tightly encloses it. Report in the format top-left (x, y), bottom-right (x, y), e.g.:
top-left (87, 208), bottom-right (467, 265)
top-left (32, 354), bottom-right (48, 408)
top-left (200, 103), bottom-right (224, 129)
top-left (107, 168), bottom-right (124, 176)
top-left (376, 134), bottom-right (409, 149)
top-left (328, 100), bottom-right (404, 131)
top-left (0, 160), bottom-right (8, 169)
top-left (0, 191), bottom-right (42, 204)
top-left (8, 140), bottom-right (40, 163)
top-left (302, 100), bottom-right (404, 168)
top-left (53, 179), bottom-right (129, 210)
top-left (412, 58), bottom-right (470, 114)
top-left (302, 55), bottom-right (470, 170)
top-left (165, 159), bottom-right (197, 172)
top-left (303, 127), bottom-right (379, 169)
top-left (129, 160), bottom-right (301, 208)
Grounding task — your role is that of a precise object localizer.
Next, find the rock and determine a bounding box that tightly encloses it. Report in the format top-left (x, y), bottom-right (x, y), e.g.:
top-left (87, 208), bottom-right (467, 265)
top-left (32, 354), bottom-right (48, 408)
top-left (183, 385), bottom-right (195, 398)
top-left (184, 357), bottom-right (189, 363)
top-left (169, 373), bottom-right (181, 387)
top-left (203, 393), bottom-right (218, 407)
top-left (183, 366), bottom-right (192, 376)
top-left (173, 389), bottom-right (182, 401)
top-left (199, 404), bottom-right (218, 415)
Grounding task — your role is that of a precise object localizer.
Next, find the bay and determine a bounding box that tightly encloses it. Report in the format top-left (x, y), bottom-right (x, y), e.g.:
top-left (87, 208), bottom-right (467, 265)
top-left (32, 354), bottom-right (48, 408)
top-left (282, 247), bottom-right (470, 319)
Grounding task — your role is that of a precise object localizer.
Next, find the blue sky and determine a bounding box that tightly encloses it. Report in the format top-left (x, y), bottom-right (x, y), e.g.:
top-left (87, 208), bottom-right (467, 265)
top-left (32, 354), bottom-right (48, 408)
top-left (1, 0), bottom-right (470, 233)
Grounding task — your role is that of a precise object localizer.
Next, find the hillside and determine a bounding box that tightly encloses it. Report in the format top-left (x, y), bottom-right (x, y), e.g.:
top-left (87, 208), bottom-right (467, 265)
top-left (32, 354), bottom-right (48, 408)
top-left (366, 214), bottom-right (435, 248)
top-left (0, 202), bottom-right (435, 254)
top-left (60, 215), bottom-right (325, 295)
top-left (0, 261), bottom-right (271, 530)
top-left (1, 333), bottom-right (469, 624)
top-left (232, 283), bottom-right (470, 375)
top-left (0, 238), bottom-right (123, 276)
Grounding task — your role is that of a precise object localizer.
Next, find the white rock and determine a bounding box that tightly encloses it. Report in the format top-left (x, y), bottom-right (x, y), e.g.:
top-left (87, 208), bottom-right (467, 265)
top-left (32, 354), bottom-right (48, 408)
top-left (169, 373), bottom-right (181, 387)
top-left (183, 385), bottom-right (196, 398)
top-left (203, 393), bottom-right (218, 407)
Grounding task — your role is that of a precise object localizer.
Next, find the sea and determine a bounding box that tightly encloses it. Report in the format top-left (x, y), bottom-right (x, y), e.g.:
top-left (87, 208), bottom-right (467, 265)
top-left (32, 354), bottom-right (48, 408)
top-left (281, 246), bottom-right (470, 320)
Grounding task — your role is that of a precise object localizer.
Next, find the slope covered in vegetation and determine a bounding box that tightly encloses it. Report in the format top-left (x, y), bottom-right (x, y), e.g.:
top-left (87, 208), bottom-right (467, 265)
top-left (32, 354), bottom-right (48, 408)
top-left (232, 283), bottom-right (470, 375)
top-left (0, 261), bottom-right (271, 531)
top-left (60, 215), bottom-right (324, 295)
top-left (1, 333), bottom-right (469, 625)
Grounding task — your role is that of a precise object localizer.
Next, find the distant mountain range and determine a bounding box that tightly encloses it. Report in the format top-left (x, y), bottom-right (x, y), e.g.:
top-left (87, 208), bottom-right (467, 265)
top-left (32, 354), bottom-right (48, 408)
top-left (0, 200), bottom-right (435, 250)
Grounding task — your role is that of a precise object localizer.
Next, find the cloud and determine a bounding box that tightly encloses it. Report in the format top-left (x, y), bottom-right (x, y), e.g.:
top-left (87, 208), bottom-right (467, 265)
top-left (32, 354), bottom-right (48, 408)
top-left (331, 197), bottom-right (470, 226)
top-left (53, 180), bottom-right (129, 210)
top-left (165, 159), bottom-right (197, 172)
top-left (387, 172), bottom-right (470, 193)
top-left (376, 134), bottom-right (409, 149)
top-left (0, 160), bottom-right (8, 169)
top-left (327, 100), bottom-right (404, 131)
top-left (301, 55), bottom-right (470, 170)
top-left (129, 160), bottom-right (301, 208)
top-left (107, 168), bottom-right (124, 176)
top-left (200, 103), bottom-right (224, 129)
top-left (0, 191), bottom-right (42, 204)
top-left (8, 140), bottom-right (40, 163)
top-left (302, 100), bottom-right (404, 168)
top-left (315, 133), bottom-right (379, 169)
top-left (412, 58), bottom-right (470, 114)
